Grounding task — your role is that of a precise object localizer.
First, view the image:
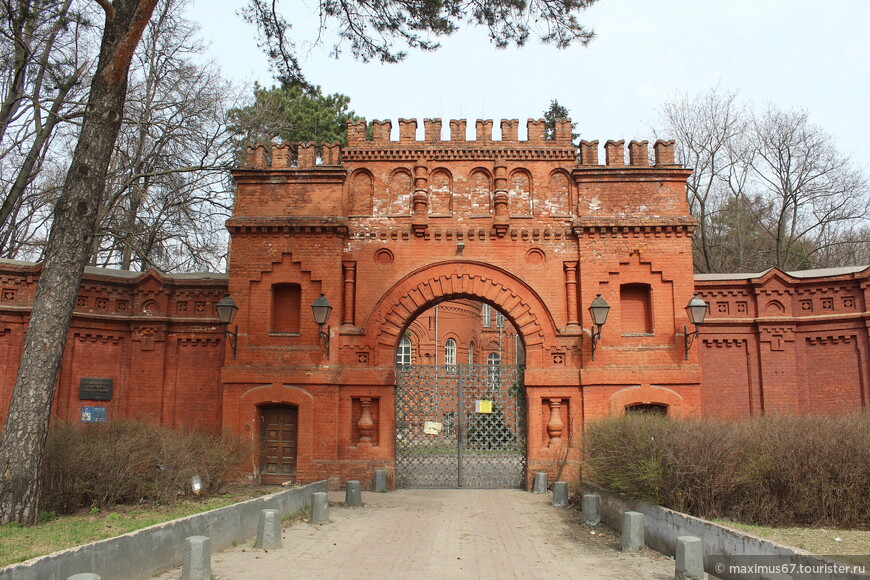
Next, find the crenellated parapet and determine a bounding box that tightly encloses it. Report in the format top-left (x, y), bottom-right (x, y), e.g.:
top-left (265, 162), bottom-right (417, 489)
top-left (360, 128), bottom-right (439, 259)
top-left (346, 118), bottom-right (575, 146)
top-left (241, 119), bottom-right (680, 171)
top-left (577, 139), bottom-right (676, 168)
top-left (244, 142), bottom-right (344, 169)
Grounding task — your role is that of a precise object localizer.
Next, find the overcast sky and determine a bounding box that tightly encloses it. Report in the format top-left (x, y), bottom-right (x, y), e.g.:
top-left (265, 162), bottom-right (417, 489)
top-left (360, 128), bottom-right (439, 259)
top-left (186, 0), bottom-right (870, 168)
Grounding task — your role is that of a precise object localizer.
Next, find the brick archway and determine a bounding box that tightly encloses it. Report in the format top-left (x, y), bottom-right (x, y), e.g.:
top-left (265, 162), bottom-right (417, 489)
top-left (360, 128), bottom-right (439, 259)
top-left (365, 260), bottom-right (558, 367)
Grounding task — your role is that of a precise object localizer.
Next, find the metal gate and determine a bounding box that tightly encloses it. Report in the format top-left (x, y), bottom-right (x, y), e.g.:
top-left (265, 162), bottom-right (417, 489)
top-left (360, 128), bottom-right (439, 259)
top-left (395, 364), bottom-right (526, 488)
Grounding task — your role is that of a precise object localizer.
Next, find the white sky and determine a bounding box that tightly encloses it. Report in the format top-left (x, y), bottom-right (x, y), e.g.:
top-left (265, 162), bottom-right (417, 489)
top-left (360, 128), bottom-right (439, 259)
top-left (186, 0), bottom-right (870, 168)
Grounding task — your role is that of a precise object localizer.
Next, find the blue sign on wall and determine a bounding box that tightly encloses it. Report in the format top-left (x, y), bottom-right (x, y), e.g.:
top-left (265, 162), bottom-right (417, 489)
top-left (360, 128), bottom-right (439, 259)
top-left (81, 406), bottom-right (107, 423)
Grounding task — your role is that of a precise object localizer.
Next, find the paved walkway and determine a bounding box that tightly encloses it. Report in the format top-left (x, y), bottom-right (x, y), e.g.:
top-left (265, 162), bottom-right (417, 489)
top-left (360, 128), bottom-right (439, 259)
top-left (154, 489), bottom-right (675, 580)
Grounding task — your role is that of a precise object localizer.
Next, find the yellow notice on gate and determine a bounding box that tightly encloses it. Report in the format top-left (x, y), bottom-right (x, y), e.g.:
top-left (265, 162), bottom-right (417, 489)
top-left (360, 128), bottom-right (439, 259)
top-left (475, 400), bottom-right (493, 414)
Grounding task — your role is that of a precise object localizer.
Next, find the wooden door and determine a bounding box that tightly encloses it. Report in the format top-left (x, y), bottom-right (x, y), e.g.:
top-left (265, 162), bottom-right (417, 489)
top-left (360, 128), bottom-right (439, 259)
top-left (259, 405), bottom-right (298, 484)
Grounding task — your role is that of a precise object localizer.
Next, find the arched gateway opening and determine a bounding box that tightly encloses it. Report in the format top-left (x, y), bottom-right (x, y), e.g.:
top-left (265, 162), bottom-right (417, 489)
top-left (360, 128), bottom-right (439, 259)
top-left (393, 298), bottom-right (526, 488)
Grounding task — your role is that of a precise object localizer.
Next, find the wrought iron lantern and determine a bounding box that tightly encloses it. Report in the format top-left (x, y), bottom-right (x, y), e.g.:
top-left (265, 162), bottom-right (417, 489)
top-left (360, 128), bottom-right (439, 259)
top-left (684, 294), bottom-right (708, 359)
top-left (215, 295), bottom-right (239, 359)
top-left (311, 293), bottom-right (332, 356)
top-left (588, 294), bottom-right (610, 360)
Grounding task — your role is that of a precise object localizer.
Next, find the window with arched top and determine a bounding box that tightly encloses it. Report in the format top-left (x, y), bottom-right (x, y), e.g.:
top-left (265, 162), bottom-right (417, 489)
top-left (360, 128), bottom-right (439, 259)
top-left (396, 336), bottom-right (412, 366)
top-left (468, 342), bottom-right (475, 364)
top-left (444, 338), bottom-right (457, 366)
top-left (514, 334), bottom-right (525, 366)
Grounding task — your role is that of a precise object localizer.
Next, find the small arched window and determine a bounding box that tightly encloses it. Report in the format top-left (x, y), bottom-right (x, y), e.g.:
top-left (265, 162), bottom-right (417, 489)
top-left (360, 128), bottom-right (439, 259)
top-left (468, 341), bottom-right (475, 364)
top-left (444, 338), bottom-right (457, 366)
top-left (396, 336), bottom-right (412, 366)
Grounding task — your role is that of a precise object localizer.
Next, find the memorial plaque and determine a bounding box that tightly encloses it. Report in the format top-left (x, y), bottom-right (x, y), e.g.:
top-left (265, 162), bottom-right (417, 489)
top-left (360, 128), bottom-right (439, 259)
top-left (79, 377), bottom-right (113, 401)
top-left (81, 406), bottom-right (107, 423)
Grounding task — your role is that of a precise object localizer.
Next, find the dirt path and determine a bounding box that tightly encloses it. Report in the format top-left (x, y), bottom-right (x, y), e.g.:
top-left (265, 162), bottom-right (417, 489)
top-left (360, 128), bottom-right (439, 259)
top-left (154, 489), bottom-right (675, 580)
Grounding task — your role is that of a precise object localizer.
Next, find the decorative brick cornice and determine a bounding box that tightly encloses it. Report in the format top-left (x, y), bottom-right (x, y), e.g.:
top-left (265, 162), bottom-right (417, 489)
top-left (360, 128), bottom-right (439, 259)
top-left (571, 166), bottom-right (693, 182)
top-left (572, 217), bottom-right (696, 237)
top-left (227, 216), bottom-right (349, 237)
top-left (231, 168), bottom-right (347, 184)
top-left (806, 334), bottom-right (855, 345)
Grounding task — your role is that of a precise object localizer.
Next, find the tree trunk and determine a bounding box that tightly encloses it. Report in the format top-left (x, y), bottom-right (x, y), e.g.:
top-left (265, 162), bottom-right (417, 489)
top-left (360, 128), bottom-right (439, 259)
top-left (0, 0), bottom-right (158, 526)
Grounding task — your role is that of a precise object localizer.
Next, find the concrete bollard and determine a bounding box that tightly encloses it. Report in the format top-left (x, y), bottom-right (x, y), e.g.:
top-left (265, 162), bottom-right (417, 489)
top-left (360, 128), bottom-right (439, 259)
top-left (581, 493), bottom-right (601, 526)
top-left (346, 480), bottom-right (362, 506)
top-left (532, 471), bottom-right (547, 493)
top-left (373, 469), bottom-right (388, 492)
top-left (311, 491), bottom-right (329, 523)
top-left (621, 511), bottom-right (644, 552)
top-left (67, 575), bottom-right (101, 580)
top-left (256, 508), bottom-right (282, 549)
top-left (675, 535), bottom-right (704, 580)
top-left (181, 535), bottom-right (211, 580)
top-left (552, 481), bottom-right (568, 507)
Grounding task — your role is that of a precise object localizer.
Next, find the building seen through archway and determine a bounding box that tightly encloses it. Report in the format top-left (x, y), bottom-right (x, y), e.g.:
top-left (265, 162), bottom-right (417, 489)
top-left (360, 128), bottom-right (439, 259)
top-left (394, 300), bottom-right (526, 487)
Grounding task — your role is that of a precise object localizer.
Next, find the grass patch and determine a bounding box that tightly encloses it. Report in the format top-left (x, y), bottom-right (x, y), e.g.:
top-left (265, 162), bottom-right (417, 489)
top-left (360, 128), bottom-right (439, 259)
top-left (0, 485), bottom-right (275, 568)
top-left (713, 520), bottom-right (870, 568)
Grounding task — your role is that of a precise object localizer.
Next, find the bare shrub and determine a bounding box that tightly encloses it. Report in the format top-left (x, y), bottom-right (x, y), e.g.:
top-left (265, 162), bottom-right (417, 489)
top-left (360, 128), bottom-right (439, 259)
top-left (583, 413), bottom-right (870, 527)
top-left (583, 414), bottom-right (737, 519)
top-left (41, 420), bottom-right (251, 514)
top-left (732, 414), bottom-right (870, 527)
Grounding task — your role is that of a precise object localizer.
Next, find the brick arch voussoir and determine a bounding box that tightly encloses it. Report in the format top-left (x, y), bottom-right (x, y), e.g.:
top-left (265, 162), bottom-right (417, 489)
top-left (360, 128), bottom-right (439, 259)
top-left (368, 262), bottom-right (556, 366)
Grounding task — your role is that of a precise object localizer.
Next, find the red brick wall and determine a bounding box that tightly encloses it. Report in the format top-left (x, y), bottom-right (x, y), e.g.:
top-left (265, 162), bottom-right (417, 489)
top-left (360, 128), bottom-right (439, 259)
top-left (0, 262), bottom-right (228, 428)
top-left (2, 120), bottom-right (867, 490)
top-left (695, 267), bottom-right (870, 416)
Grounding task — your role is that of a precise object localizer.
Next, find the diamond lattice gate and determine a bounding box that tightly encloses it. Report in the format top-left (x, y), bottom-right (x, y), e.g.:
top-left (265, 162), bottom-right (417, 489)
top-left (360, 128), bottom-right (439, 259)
top-left (395, 364), bottom-right (526, 488)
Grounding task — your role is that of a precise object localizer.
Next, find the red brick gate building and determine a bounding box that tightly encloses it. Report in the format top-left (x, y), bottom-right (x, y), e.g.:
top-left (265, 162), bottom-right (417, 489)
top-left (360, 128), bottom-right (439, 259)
top-left (0, 118), bottom-right (867, 488)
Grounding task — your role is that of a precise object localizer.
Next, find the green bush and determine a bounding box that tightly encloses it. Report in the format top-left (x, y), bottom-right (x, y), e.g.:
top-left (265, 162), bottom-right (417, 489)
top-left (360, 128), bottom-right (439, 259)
top-left (40, 420), bottom-right (251, 514)
top-left (583, 413), bottom-right (870, 528)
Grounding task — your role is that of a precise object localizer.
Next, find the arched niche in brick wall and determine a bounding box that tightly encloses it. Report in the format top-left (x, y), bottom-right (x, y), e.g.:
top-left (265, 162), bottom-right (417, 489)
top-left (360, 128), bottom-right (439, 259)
top-left (545, 170), bottom-right (571, 217)
top-left (364, 260), bottom-right (558, 368)
top-left (509, 169), bottom-right (532, 216)
top-left (387, 168), bottom-right (412, 216)
top-left (348, 170), bottom-right (374, 216)
top-left (429, 168), bottom-right (453, 215)
top-left (608, 384), bottom-right (692, 418)
top-left (468, 168), bottom-right (492, 216)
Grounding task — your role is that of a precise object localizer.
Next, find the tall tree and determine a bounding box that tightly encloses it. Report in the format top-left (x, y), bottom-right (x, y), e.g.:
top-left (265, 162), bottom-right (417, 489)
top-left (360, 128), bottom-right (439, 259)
top-left (0, 0), bottom-right (159, 525)
top-left (0, 0), bottom-right (601, 525)
top-left (95, 0), bottom-right (237, 272)
top-left (749, 106), bottom-right (868, 271)
top-left (657, 87), bottom-right (750, 272)
top-left (0, 0), bottom-right (95, 257)
top-left (656, 89), bottom-right (869, 273)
